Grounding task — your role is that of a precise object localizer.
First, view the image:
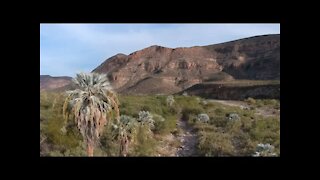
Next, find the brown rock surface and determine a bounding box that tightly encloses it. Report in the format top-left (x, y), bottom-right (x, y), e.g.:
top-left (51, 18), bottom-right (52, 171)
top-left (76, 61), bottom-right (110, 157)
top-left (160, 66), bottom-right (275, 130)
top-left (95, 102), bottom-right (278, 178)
top-left (92, 34), bottom-right (280, 95)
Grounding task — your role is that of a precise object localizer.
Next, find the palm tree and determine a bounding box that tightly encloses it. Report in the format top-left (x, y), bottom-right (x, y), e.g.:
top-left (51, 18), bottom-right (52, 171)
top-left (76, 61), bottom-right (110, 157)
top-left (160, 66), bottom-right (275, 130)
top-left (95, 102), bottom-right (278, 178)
top-left (166, 95), bottom-right (175, 107)
top-left (63, 73), bottom-right (119, 156)
top-left (112, 115), bottom-right (137, 156)
top-left (137, 111), bottom-right (155, 130)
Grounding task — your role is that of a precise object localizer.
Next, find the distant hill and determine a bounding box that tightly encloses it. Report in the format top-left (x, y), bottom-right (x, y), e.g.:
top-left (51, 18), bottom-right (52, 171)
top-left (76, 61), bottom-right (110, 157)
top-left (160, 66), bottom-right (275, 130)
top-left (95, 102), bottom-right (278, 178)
top-left (40, 75), bottom-right (72, 91)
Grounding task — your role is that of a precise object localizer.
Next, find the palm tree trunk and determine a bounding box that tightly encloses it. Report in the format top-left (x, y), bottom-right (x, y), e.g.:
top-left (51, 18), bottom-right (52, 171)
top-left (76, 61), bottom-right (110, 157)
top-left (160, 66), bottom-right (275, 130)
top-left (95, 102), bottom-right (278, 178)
top-left (123, 142), bottom-right (128, 157)
top-left (87, 144), bottom-right (94, 157)
top-left (120, 137), bottom-right (128, 157)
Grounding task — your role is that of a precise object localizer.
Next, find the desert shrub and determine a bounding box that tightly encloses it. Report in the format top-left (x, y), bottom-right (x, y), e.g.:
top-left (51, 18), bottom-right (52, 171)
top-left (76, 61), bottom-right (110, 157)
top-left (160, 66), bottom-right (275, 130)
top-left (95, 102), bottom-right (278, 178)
top-left (119, 94), bottom-right (176, 118)
top-left (231, 131), bottom-right (256, 156)
top-left (253, 143), bottom-right (277, 157)
top-left (200, 100), bottom-right (211, 108)
top-left (138, 111), bottom-right (155, 129)
top-left (45, 110), bottom-right (81, 150)
top-left (203, 102), bottom-right (215, 109)
top-left (165, 115), bottom-right (178, 133)
top-left (154, 114), bottom-right (177, 135)
top-left (177, 95), bottom-right (280, 157)
top-left (211, 116), bottom-right (228, 128)
top-left (245, 97), bottom-right (256, 105)
top-left (256, 99), bottom-right (278, 106)
top-left (99, 125), bottom-right (120, 156)
top-left (131, 125), bottom-right (157, 156)
top-left (40, 92), bottom-right (81, 155)
top-left (255, 99), bottom-right (280, 109)
top-left (250, 117), bottom-right (280, 148)
top-left (171, 127), bottom-right (183, 136)
top-left (240, 117), bottom-right (253, 132)
top-left (222, 117), bottom-right (256, 156)
top-left (253, 99), bottom-right (276, 108)
top-left (153, 114), bottom-right (166, 134)
top-left (169, 104), bottom-right (180, 114)
top-left (119, 105), bottom-right (136, 117)
top-left (214, 108), bottom-right (224, 116)
top-left (140, 105), bottom-right (151, 112)
top-left (166, 95), bottom-right (175, 107)
top-left (242, 109), bottom-right (256, 117)
top-left (181, 107), bottom-right (204, 121)
top-left (197, 113), bottom-right (210, 123)
top-left (198, 131), bottom-right (235, 156)
top-left (63, 143), bottom-right (87, 156)
top-left (226, 113), bottom-right (241, 121)
top-left (175, 95), bottom-right (202, 109)
top-left (268, 99), bottom-right (278, 106)
top-left (196, 117), bottom-right (256, 156)
top-left (225, 119), bottom-right (242, 133)
top-left (40, 132), bottom-right (51, 156)
top-left (118, 95), bottom-right (162, 116)
top-left (194, 123), bottom-right (217, 132)
top-left (274, 100), bottom-right (280, 109)
top-left (40, 93), bottom-right (81, 151)
top-left (48, 150), bottom-right (64, 157)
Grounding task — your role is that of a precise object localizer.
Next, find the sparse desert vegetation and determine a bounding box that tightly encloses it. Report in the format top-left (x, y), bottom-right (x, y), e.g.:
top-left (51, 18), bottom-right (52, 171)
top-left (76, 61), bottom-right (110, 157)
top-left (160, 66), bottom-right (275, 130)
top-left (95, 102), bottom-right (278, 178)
top-left (40, 90), bottom-right (280, 156)
top-left (40, 30), bottom-right (280, 157)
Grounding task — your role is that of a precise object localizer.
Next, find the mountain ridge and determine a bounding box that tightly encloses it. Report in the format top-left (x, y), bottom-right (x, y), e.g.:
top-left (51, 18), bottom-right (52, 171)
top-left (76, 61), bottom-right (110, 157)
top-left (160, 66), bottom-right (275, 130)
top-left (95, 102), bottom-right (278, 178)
top-left (93, 34), bottom-right (280, 95)
top-left (41, 34), bottom-right (280, 99)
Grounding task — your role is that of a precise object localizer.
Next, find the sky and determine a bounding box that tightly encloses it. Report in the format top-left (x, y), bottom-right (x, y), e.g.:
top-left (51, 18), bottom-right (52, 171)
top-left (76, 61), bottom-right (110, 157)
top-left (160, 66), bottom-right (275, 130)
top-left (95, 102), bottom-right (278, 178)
top-left (40, 24), bottom-right (280, 77)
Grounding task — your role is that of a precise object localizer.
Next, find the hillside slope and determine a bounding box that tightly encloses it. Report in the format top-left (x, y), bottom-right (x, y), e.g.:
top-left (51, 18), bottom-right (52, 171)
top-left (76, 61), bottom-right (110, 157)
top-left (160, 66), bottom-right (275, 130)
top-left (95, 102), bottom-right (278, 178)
top-left (93, 34), bottom-right (280, 95)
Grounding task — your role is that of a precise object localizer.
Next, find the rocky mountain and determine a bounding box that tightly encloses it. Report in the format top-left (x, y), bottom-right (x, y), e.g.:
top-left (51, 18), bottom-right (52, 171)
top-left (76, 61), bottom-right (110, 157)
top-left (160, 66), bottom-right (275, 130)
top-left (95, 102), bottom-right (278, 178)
top-left (40, 75), bottom-right (72, 91)
top-left (92, 34), bottom-right (280, 95)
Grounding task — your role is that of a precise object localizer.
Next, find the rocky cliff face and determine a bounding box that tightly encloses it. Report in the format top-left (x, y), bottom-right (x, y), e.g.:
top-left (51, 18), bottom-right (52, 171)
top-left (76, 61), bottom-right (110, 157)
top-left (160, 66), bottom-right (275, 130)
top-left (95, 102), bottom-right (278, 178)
top-left (92, 34), bottom-right (280, 95)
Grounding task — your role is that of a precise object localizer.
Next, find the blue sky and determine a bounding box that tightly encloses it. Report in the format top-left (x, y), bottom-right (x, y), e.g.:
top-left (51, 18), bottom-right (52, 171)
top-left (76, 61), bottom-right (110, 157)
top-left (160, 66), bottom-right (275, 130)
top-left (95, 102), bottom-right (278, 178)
top-left (40, 24), bottom-right (280, 77)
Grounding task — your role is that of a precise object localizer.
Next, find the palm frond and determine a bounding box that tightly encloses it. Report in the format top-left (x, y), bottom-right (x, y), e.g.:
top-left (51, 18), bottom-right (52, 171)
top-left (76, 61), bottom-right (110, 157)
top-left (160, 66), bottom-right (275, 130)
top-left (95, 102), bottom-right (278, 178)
top-left (63, 73), bottom-right (120, 147)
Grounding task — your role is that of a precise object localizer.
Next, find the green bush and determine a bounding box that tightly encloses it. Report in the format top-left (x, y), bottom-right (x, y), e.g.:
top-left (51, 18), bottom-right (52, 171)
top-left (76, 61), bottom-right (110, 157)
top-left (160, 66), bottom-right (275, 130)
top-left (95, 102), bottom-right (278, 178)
top-left (211, 116), bottom-right (228, 128)
top-left (181, 107), bottom-right (204, 121)
top-left (153, 114), bottom-right (177, 135)
top-left (245, 97), bottom-right (256, 105)
top-left (140, 105), bottom-right (151, 112)
top-left (63, 143), bottom-right (87, 156)
top-left (153, 114), bottom-right (166, 134)
top-left (231, 131), bottom-right (256, 156)
top-left (48, 150), bottom-right (64, 157)
top-left (131, 126), bottom-right (157, 156)
top-left (250, 117), bottom-right (280, 149)
top-left (203, 102), bottom-right (215, 109)
top-left (198, 131), bottom-right (235, 156)
top-left (240, 117), bottom-right (253, 132)
top-left (40, 92), bottom-right (81, 155)
top-left (214, 108), bottom-right (224, 116)
top-left (194, 123), bottom-right (217, 132)
top-left (100, 126), bottom-right (120, 156)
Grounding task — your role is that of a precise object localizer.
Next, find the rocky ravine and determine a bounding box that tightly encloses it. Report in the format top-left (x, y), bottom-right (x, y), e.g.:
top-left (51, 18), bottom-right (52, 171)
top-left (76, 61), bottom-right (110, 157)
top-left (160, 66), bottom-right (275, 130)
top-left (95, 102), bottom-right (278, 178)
top-left (176, 119), bottom-right (198, 156)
